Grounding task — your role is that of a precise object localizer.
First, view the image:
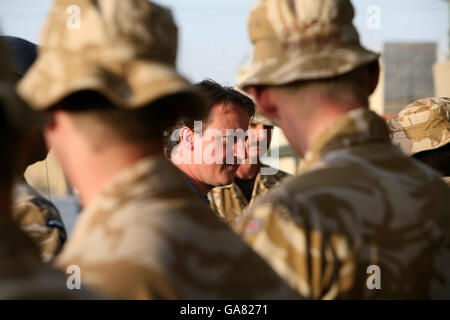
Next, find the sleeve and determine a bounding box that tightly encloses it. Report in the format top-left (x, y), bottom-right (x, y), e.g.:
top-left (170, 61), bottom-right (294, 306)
top-left (12, 197), bottom-right (67, 263)
top-left (238, 195), bottom-right (358, 299)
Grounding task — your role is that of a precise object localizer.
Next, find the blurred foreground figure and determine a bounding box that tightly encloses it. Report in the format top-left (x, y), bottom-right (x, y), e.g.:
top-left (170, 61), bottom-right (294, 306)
top-left (208, 107), bottom-right (290, 230)
top-left (0, 39), bottom-right (95, 299)
top-left (18, 0), bottom-right (300, 299)
top-left (237, 0), bottom-right (450, 299)
top-left (388, 97), bottom-right (450, 186)
top-left (2, 36), bottom-right (66, 263)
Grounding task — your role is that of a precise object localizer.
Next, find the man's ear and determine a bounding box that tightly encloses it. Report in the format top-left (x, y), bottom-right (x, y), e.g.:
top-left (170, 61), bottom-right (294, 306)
top-left (247, 86), bottom-right (279, 120)
top-left (180, 126), bottom-right (194, 150)
top-left (367, 60), bottom-right (380, 96)
top-left (42, 110), bottom-right (64, 150)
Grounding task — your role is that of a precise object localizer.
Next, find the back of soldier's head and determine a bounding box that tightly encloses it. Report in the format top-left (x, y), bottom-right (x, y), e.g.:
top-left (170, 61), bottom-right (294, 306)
top-left (1, 36), bottom-right (48, 167)
top-left (0, 36), bottom-right (37, 80)
top-left (0, 39), bottom-right (28, 184)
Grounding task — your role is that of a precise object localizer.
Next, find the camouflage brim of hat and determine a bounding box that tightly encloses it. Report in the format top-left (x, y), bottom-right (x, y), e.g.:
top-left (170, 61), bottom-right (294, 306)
top-left (18, 0), bottom-right (205, 114)
top-left (387, 97), bottom-right (450, 156)
top-left (237, 0), bottom-right (380, 90)
top-left (0, 39), bottom-right (37, 133)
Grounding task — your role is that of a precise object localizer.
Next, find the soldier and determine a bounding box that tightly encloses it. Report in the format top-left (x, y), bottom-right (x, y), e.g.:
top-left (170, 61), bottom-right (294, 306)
top-left (208, 107), bottom-right (291, 230)
top-left (0, 37), bottom-right (97, 299)
top-left (236, 0), bottom-right (450, 299)
top-left (164, 79), bottom-right (255, 204)
top-left (2, 36), bottom-right (67, 263)
top-left (387, 97), bottom-right (450, 186)
top-left (18, 0), bottom-right (299, 299)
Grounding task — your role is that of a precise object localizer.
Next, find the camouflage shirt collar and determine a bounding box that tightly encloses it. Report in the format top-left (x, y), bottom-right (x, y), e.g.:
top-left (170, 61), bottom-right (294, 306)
top-left (302, 108), bottom-right (391, 169)
top-left (90, 154), bottom-right (186, 208)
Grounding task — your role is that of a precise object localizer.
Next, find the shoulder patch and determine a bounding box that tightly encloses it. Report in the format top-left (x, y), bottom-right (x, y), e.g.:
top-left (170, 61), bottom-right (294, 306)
top-left (244, 218), bottom-right (263, 235)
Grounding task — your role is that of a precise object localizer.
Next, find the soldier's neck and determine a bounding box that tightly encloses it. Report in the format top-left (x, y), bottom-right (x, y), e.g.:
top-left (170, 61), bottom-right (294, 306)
top-left (69, 143), bottom-right (164, 207)
top-left (296, 100), bottom-right (365, 157)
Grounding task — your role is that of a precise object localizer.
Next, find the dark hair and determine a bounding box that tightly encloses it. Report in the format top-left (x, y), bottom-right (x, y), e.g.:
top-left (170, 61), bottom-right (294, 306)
top-left (413, 143), bottom-right (450, 177)
top-left (163, 79), bottom-right (255, 157)
top-left (56, 90), bottom-right (206, 145)
top-left (276, 62), bottom-right (376, 108)
top-left (0, 100), bottom-right (19, 183)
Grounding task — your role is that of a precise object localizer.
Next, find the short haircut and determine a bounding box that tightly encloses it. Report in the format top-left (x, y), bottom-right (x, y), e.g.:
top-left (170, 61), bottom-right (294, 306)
top-left (276, 63), bottom-right (374, 108)
top-left (163, 79), bottom-right (255, 157)
top-left (413, 143), bottom-right (450, 177)
top-left (55, 90), bottom-right (206, 148)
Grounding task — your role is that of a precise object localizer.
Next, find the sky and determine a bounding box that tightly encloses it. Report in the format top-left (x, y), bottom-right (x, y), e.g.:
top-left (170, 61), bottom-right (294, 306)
top-left (0, 0), bottom-right (448, 84)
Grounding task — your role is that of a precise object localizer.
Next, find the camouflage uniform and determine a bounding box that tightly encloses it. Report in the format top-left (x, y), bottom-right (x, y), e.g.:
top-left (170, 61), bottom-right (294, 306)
top-left (55, 156), bottom-right (299, 299)
top-left (387, 97), bottom-right (450, 185)
top-left (208, 165), bottom-right (290, 230)
top-left (0, 216), bottom-right (96, 299)
top-left (12, 178), bottom-right (67, 263)
top-left (19, 0), bottom-right (299, 299)
top-left (239, 108), bottom-right (450, 299)
top-left (0, 37), bottom-right (98, 300)
top-left (236, 0), bottom-right (450, 299)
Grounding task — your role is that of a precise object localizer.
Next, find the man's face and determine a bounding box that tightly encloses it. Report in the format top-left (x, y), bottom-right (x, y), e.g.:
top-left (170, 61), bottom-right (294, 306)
top-left (246, 123), bottom-right (272, 163)
top-left (192, 102), bottom-right (250, 187)
top-left (236, 123), bottom-right (272, 179)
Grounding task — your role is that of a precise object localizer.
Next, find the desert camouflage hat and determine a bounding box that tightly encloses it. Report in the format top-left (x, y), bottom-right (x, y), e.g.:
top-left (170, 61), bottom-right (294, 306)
top-left (18, 0), bottom-right (205, 113)
top-left (387, 97), bottom-right (450, 156)
top-left (237, 0), bottom-right (380, 89)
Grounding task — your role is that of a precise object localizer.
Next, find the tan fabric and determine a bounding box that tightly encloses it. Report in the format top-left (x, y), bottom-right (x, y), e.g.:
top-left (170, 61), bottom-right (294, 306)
top-left (239, 108), bottom-right (450, 299)
top-left (12, 179), bottom-right (67, 263)
top-left (444, 177), bottom-right (450, 187)
top-left (18, 0), bottom-right (205, 114)
top-left (208, 165), bottom-right (290, 230)
top-left (237, 0), bottom-right (379, 89)
top-left (55, 156), bottom-right (300, 300)
top-left (387, 97), bottom-right (450, 156)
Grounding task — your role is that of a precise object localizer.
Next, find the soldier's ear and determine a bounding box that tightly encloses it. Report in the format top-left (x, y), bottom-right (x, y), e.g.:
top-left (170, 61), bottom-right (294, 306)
top-left (248, 86), bottom-right (279, 121)
top-left (180, 126), bottom-right (194, 150)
